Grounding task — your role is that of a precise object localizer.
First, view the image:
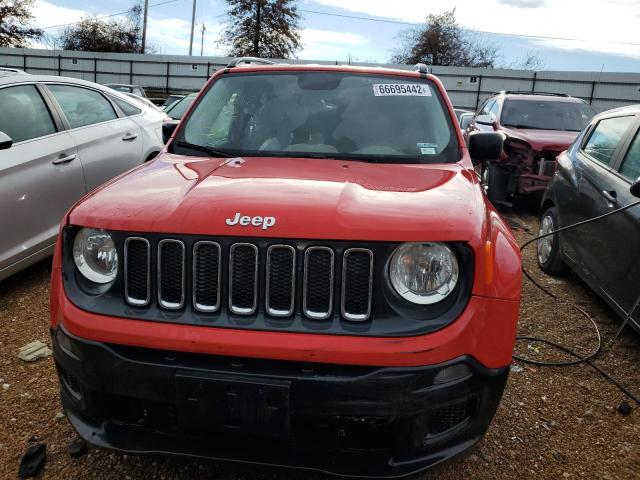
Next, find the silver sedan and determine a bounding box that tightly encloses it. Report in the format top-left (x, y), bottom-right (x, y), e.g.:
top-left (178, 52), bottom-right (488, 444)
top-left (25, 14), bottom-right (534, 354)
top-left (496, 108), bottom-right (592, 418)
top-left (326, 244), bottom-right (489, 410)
top-left (0, 69), bottom-right (166, 281)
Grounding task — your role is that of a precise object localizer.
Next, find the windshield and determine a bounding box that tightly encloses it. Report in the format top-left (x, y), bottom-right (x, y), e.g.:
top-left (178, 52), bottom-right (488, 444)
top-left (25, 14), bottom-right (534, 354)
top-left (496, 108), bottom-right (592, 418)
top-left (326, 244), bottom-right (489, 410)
top-left (501, 99), bottom-right (595, 132)
top-left (173, 71), bottom-right (459, 163)
top-left (166, 94), bottom-right (196, 120)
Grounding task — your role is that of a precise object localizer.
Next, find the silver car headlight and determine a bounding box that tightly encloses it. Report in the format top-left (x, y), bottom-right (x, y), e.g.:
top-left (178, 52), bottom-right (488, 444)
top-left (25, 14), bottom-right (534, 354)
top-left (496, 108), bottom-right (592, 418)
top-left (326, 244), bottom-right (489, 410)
top-left (73, 228), bottom-right (118, 284)
top-left (389, 242), bottom-right (459, 305)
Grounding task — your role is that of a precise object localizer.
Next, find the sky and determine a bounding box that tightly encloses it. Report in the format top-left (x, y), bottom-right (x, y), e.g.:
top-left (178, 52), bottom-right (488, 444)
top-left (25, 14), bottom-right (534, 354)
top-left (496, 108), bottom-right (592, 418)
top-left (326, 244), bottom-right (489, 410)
top-left (31, 0), bottom-right (640, 73)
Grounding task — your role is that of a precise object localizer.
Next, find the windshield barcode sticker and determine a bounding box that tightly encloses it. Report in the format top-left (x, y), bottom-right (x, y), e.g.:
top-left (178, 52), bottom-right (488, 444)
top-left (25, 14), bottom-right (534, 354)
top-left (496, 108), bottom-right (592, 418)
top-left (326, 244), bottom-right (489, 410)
top-left (373, 84), bottom-right (431, 96)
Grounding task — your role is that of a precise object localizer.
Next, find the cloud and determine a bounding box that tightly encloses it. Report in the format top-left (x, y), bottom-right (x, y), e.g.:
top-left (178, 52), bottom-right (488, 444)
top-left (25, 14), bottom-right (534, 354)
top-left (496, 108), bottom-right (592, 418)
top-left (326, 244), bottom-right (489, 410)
top-left (299, 28), bottom-right (369, 60)
top-left (35, 0), bottom-right (98, 31)
top-left (497, 0), bottom-right (548, 7)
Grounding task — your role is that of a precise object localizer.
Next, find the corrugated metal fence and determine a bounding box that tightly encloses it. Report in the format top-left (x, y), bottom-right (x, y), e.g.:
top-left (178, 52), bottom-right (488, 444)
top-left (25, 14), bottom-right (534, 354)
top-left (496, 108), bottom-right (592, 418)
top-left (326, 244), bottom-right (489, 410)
top-left (1, 47), bottom-right (639, 112)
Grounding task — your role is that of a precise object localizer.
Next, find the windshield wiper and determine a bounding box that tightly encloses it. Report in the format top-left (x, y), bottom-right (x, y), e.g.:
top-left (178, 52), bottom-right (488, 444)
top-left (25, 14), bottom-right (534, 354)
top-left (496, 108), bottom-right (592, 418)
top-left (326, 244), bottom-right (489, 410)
top-left (173, 140), bottom-right (236, 158)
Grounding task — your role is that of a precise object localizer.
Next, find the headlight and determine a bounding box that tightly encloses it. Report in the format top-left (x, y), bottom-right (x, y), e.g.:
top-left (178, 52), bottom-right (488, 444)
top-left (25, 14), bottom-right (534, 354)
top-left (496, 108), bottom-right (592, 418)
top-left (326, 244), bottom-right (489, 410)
top-left (73, 228), bottom-right (118, 284)
top-left (389, 242), bottom-right (459, 305)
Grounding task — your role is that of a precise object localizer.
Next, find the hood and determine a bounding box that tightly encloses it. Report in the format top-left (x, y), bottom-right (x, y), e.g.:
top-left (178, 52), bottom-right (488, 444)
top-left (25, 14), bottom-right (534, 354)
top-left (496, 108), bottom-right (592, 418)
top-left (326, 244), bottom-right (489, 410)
top-left (501, 126), bottom-right (579, 152)
top-left (69, 154), bottom-right (484, 243)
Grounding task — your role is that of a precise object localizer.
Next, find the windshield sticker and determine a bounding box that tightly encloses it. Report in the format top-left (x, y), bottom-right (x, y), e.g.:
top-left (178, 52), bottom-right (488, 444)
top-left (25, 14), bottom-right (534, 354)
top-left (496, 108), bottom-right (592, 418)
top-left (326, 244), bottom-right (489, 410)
top-left (420, 147), bottom-right (437, 155)
top-left (373, 84), bottom-right (431, 97)
top-left (417, 142), bottom-right (438, 149)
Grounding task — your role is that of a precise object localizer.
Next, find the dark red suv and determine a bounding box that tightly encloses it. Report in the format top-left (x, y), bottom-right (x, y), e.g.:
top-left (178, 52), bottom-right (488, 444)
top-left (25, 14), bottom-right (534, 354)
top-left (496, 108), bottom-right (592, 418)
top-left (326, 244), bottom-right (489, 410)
top-left (467, 91), bottom-right (596, 206)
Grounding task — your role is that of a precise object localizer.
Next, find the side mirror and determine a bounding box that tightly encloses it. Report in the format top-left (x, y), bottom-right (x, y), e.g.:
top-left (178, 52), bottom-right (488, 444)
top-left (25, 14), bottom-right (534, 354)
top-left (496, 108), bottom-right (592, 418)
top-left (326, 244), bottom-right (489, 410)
top-left (468, 131), bottom-right (504, 166)
top-left (475, 114), bottom-right (495, 126)
top-left (162, 121), bottom-right (179, 144)
top-left (459, 113), bottom-right (473, 131)
top-left (631, 177), bottom-right (640, 198)
top-left (0, 131), bottom-right (12, 150)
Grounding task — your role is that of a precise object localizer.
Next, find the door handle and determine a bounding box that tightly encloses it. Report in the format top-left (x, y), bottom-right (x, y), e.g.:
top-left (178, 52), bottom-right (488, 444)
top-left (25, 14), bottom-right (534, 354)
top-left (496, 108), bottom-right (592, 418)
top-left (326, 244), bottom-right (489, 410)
top-left (122, 133), bottom-right (138, 142)
top-left (601, 190), bottom-right (618, 205)
top-left (51, 153), bottom-right (76, 165)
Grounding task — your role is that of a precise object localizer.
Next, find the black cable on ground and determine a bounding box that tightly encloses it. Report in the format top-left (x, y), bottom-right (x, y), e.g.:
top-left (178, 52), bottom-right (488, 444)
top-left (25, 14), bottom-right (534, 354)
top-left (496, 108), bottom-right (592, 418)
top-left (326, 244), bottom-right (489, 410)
top-left (513, 199), bottom-right (640, 406)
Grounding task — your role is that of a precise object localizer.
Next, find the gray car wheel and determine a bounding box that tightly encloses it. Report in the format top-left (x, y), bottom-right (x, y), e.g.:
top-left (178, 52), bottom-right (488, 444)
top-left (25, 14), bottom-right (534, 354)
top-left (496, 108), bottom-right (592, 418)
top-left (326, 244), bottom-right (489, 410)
top-left (537, 207), bottom-right (567, 275)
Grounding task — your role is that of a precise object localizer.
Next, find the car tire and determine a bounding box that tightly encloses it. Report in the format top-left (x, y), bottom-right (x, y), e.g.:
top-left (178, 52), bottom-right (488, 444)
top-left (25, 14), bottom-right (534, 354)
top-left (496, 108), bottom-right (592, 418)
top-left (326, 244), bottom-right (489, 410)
top-left (482, 162), bottom-right (507, 206)
top-left (537, 207), bottom-right (567, 275)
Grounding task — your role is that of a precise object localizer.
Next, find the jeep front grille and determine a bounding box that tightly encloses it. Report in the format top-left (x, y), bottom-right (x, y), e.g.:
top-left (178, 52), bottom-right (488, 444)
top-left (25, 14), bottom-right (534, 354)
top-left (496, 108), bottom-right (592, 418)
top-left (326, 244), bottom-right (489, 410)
top-left (123, 238), bottom-right (374, 322)
top-left (303, 247), bottom-right (335, 320)
top-left (266, 245), bottom-right (296, 317)
top-left (193, 241), bottom-right (221, 312)
top-left (228, 243), bottom-right (259, 315)
top-left (341, 248), bottom-right (374, 321)
top-left (124, 237), bottom-right (150, 306)
top-left (157, 239), bottom-right (185, 309)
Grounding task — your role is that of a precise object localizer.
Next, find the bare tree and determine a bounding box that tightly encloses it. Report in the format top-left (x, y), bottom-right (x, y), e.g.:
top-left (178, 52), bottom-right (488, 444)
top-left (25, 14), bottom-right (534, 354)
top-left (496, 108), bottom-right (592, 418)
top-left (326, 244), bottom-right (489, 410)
top-left (223, 0), bottom-right (301, 58)
top-left (506, 51), bottom-right (546, 70)
top-left (57, 3), bottom-right (147, 53)
top-left (0, 0), bottom-right (43, 47)
top-left (391, 9), bottom-right (498, 68)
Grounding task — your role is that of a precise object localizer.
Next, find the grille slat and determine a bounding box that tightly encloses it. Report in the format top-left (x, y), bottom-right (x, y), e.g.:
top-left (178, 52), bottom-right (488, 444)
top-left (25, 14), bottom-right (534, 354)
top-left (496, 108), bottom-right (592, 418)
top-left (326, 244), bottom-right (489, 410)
top-left (193, 241), bottom-right (221, 312)
top-left (266, 245), bottom-right (296, 317)
top-left (229, 243), bottom-right (258, 315)
top-left (303, 247), bottom-right (335, 320)
top-left (124, 237), bottom-right (150, 306)
top-left (341, 249), bottom-right (374, 321)
top-left (157, 240), bottom-right (185, 309)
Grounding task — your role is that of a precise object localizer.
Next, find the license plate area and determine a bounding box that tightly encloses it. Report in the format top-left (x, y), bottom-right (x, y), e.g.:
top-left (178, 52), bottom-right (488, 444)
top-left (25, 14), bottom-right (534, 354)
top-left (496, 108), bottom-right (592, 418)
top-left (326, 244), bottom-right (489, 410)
top-left (175, 372), bottom-right (291, 438)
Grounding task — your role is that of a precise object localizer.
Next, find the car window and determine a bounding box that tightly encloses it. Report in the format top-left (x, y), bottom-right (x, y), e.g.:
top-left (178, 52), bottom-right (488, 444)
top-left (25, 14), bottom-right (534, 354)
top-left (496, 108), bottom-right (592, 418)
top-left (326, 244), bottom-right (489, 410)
top-left (177, 72), bottom-right (459, 163)
top-left (166, 94), bottom-right (196, 120)
top-left (133, 87), bottom-right (144, 97)
top-left (0, 85), bottom-right (56, 143)
top-left (501, 99), bottom-right (595, 132)
top-left (479, 99), bottom-right (495, 116)
top-left (582, 115), bottom-right (635, 166)
top-left (111, 96), bottom-right (142, 116)
top-left (48, 85), bottom-right (117, 129)
top-left (488, 99), bottom-right (501, 119)
top-left (619, 129), bottom-right (640, 181)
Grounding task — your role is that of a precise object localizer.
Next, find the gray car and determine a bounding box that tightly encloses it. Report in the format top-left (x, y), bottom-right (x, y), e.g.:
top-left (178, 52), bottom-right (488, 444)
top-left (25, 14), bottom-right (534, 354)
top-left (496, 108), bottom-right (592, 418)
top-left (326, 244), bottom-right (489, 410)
top-left (0, 70), bottom-right (166, 281)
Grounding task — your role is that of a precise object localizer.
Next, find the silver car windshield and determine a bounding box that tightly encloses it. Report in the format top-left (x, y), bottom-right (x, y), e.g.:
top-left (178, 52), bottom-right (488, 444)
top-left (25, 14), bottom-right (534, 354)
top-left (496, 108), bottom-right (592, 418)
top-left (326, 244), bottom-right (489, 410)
top-left (174, 71), bottom-right (459, 163)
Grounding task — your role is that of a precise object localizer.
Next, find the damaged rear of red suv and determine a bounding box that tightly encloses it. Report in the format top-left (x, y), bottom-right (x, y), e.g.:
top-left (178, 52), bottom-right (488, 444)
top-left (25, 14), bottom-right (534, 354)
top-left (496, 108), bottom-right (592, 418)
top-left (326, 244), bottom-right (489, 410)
top-left (50, 60), bottom-right (521, 477)
top-left (468, 91), bottom-right (596, 206)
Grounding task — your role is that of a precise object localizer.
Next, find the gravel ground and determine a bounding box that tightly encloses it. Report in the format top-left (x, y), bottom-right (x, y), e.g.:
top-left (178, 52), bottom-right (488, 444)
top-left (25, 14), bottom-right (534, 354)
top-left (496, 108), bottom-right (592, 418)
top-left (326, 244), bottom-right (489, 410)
top-left (1, 212), bottom-right (639, 480)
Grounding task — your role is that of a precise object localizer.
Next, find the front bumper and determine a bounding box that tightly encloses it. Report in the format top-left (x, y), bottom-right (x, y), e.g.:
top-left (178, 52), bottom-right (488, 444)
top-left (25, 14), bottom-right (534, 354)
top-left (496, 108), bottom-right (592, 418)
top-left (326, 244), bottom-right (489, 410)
top-left (53, 327), bottom-right (508, 478)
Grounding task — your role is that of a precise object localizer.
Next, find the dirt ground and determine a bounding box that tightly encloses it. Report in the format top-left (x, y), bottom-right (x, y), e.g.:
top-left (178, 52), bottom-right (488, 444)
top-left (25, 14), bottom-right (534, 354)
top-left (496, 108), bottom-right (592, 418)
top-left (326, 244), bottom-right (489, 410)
top-left (1, 212), bottom-right (639, 480)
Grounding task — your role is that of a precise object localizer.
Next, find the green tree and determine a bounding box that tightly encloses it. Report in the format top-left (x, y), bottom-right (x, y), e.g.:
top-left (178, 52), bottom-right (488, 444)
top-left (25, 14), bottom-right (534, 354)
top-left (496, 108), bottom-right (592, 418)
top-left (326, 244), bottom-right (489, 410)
top-left (57, 3), bottom-right (145, 53)
top-left (0, 0), bottom-right (43, 48)
top-left (392, 9), bottom-right (497, 68)
top-left (223, 0), bottom-right (301, 58)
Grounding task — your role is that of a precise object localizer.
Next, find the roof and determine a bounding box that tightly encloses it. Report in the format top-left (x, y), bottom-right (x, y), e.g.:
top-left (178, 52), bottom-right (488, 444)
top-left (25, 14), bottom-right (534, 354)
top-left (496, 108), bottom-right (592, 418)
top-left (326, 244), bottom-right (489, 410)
top-left (0, 67), bottom-right (27, 77)
top-left (104, 83), bottom-right (141, 88)
top-left (593, 104), bottom-right (640, 117)
top-left (494, 91), bottom-right (586, 103)
top-left (0, 72), bottom-right (157, 112)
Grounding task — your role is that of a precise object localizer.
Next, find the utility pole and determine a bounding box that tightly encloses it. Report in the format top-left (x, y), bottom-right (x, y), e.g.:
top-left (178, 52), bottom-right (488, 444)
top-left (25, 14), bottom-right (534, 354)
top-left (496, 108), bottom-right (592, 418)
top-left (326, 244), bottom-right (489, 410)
top-left (141, 0), bottom-right (149, 54)
top-left (253, 0), bottom-right (261, 57)
top-left (188, 0), bottom-right (197, 56)
top-left (199, 24), bottom-right (206, 56)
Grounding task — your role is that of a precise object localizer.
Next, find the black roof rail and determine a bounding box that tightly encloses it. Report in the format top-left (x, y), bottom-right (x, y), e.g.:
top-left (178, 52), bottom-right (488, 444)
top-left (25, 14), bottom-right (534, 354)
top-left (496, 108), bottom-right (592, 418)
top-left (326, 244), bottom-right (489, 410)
top-left (226, 57), bottom-right (276, 68)
top-left (413, 63), bottom-right (431, 74)
top-left (494, 90), bottom-right (570, 97)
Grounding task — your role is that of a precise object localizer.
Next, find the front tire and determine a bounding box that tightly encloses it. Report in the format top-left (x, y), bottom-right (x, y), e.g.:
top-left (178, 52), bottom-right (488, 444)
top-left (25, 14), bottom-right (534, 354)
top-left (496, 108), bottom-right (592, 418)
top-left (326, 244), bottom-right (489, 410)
top-left (481, 162), bottom-right (507, 206)
top-left (537, 207), bottom-right (567, 275)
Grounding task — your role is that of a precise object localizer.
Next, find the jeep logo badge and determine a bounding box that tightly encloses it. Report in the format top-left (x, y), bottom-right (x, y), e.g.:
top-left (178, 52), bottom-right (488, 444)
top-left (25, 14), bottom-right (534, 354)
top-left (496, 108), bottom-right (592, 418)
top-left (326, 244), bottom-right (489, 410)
top-left (225, 213), bottom-right (276, 230)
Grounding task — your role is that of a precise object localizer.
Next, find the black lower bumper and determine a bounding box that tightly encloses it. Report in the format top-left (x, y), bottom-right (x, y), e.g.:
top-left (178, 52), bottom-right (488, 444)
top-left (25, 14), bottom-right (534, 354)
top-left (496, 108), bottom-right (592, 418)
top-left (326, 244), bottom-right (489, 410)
top-left (52, 327), bottom-right (508, 478)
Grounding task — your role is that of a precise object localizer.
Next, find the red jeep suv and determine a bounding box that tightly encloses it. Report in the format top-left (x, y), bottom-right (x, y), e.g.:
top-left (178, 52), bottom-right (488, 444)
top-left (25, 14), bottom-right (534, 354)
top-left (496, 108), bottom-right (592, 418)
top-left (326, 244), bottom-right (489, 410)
top-left (50, 60), bottom-right (521, 477)
top-left (468, 91), bottom-right (595, 206)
